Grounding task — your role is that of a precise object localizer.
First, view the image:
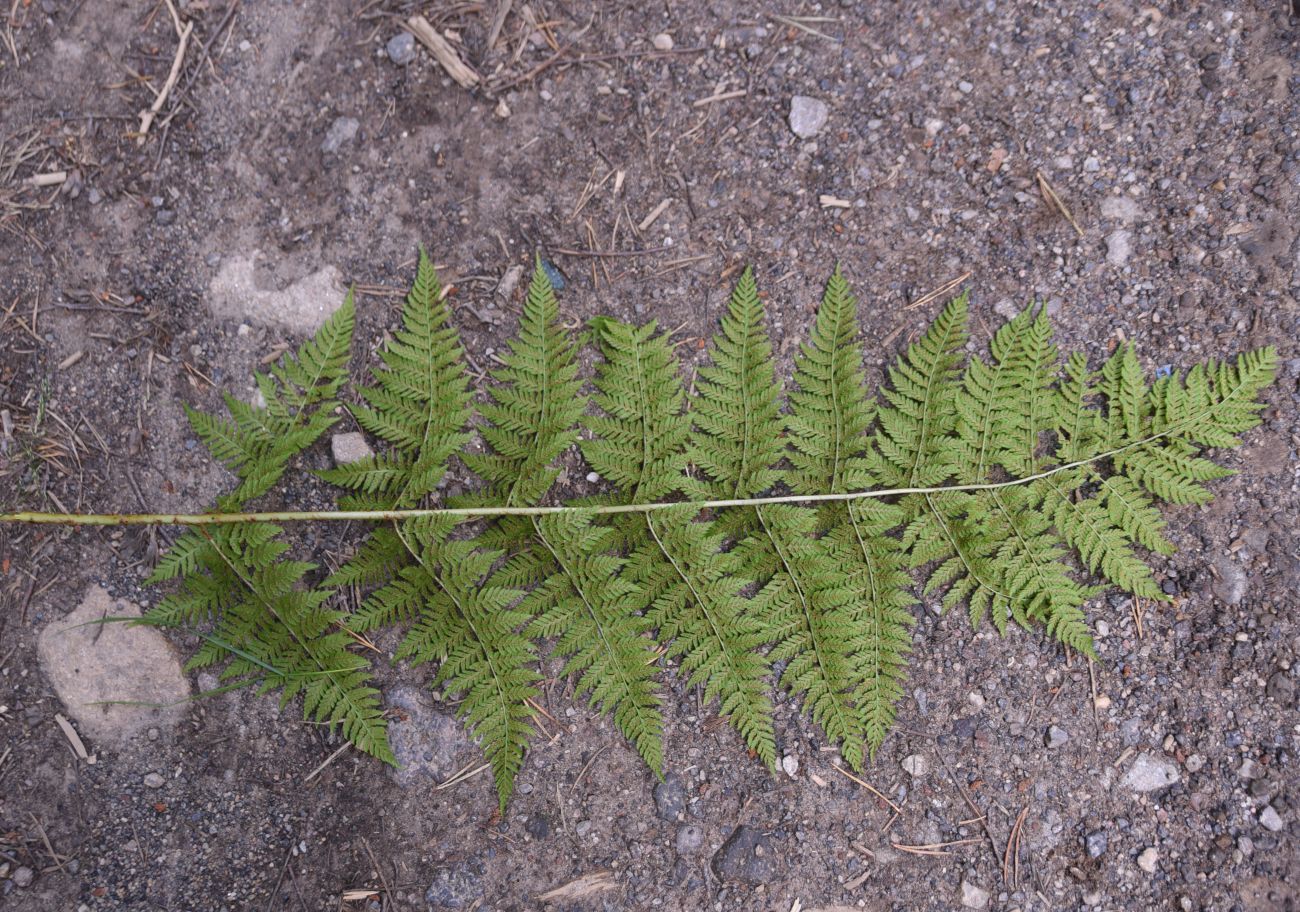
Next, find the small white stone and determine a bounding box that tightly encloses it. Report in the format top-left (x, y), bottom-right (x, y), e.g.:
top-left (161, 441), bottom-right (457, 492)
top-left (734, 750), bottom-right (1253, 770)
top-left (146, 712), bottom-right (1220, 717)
top-left (1137, 847), bottom-right (1159, 873)
top-left (1259, 806), bottom-right (1284, 832)
top-left (788, 95), bottom-right (829, 139)
top-left (494, 98), bottom-right (511, 119)
top-left (781, 754), bottom-right (799, 778)
top-left (585, 472), bottom-right (600, 483)
top-left (331, 432), bottom-right (374, 466)
top-left (960, 879), bottom-right (990, 909)
top-left (967, 691), bottom-right (986, 709)
top-left (901, 754), bottom-right (929, 777)
top-left (652, 33), bottom-right (674, 51)
top-left (958, 80), bottom-right (974, 93)
top-left (143, 772), bottom-right (165, 789)
top-left (1106, 229), bottom-right (1133, 267)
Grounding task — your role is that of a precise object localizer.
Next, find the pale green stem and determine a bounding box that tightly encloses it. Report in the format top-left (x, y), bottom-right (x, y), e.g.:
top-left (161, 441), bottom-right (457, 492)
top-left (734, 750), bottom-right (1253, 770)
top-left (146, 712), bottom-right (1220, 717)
top-left (0, 432), bottom-right (1179, 527)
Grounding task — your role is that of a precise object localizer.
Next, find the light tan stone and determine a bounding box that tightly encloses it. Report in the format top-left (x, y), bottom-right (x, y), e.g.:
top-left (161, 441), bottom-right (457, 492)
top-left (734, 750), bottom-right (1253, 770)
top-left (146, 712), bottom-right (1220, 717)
top-left (37, 586), bottom-right (191, 746)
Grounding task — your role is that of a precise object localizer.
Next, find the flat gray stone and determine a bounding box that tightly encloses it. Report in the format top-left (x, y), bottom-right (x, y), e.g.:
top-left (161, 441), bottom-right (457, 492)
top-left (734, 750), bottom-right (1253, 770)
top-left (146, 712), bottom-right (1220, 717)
top-left (321, 116), bottom-right (360, 154)
top-left (1106, 229), bottom-right (1133, 266)
top-left (788, 95), bottom-right (829, 139)
top-left (331, 432), bottom-right (374, 466)
top-left (37, 586), bottom-right (190, 745)
top-left (386, 685), bottom-right (474, 788)
top-left (1211, 553), bottom-right (1249, 605)
top-left (1120, 753), bottom-right (1181, 793)
top-left (961, 878), bottom-right (990, 909)
top-left (208, 252), bottom-right (345, 333)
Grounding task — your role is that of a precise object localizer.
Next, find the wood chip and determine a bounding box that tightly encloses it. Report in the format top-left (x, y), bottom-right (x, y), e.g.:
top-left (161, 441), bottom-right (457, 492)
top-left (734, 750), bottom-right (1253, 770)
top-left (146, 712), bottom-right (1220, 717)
top-left (28, 171), bottom-right (68, 187)
top-left (407, 15), bottom-right (480, 88)
top-left (819, 194), bottom-right (852, 209)
top-left (537, 870), bottom-right (616, 902)
top-left (57, 350), bottom-right (84, 370)
top-left (637, 198), bottom-right (672, 232)
top-left (692, 88), bottom-right (747, 107)
top-left (55, 713), bottom-right (96, 764)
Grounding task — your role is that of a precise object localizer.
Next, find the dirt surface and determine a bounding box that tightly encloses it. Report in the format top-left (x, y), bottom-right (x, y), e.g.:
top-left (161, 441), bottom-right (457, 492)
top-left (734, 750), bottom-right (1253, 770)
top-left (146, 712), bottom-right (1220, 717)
top-left (2, 2), bottom-right (1299, 910)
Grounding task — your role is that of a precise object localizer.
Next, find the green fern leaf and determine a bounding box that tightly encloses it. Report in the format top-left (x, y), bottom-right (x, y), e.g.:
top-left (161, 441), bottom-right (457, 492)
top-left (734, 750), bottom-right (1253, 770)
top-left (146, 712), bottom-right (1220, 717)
top-left (583, 317), bottom-right (776, 767)
top-left (873, 292), bottom-right (969, 490)
top-left (525, 512), bottom-right (663, 774)
top-left (395, 529), bottom-right (540, 807)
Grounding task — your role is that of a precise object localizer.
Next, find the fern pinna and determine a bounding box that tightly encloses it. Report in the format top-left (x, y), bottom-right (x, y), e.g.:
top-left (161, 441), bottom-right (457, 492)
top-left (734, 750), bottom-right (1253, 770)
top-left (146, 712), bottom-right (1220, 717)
top-left (146, 297), bottom-right (392, 763)
top-left (147, 252), bottom-right (1278, 807)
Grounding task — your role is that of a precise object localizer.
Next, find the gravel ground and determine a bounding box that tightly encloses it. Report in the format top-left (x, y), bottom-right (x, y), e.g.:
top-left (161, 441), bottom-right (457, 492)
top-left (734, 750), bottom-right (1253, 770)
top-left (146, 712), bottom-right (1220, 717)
top-left (1, 2), bottom-right (1298, 910)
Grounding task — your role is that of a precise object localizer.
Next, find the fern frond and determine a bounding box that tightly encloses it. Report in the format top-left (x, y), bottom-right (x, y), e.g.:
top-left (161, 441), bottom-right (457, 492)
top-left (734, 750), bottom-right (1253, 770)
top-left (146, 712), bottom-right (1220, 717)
top-left (129, 254), bottom-right (1282, 807)
top-left (584, 318), bottom-right (776, 767)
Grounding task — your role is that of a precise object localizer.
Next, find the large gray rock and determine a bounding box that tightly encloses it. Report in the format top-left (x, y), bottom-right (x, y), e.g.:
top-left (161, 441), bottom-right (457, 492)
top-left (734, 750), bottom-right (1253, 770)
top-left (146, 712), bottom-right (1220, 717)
top-left (37, 586), bottom-right (190, 745)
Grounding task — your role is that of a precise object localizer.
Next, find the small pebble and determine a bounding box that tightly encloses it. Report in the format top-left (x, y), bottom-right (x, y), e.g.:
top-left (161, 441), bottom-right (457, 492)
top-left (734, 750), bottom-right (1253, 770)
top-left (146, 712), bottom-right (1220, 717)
top-left (1137, 847), bottom-right (1159, 873)
top-left (1085, 830), bottom-right (1108, 858)
top-left (321, 116), bottom-right (360, 154)
top-left (781, 754), bottom-right (799, 778)
top-left (144, 772), bottom-right (165, 789)
top-left (386, 32), bottom-right (417, 66)
top-left (901, 754), bottom-right (929, 777)
top-left (1045, 725), bottom-right (1069, 749)
top-left (1259, 806), bottom-right (1284, 832)
top-left (675, 824), bottom-right (705, 855)
top-left (652, 33), bottom-right (674, 51)
top-left (788, 95), bottom-right (829, 139)
top-left (960, 878), bottom-right (989, 909)
top-left (12, 866), bottom-right (33, 888)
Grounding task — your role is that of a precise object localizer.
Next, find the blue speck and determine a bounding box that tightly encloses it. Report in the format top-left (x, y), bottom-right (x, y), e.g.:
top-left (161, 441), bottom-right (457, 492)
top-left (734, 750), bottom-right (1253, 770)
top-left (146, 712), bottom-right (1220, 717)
top-left (540, 259), bottom-right (565, 292)
top-left (1155, 364), bottom-right (1173, 379)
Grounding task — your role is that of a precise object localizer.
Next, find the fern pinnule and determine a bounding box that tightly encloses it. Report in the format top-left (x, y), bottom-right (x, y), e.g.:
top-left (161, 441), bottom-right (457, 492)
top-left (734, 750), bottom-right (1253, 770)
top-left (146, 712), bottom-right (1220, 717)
top-left (395, 531), bottom-right (539, 807)
top-left (462, 260), bottom-right (584, 515)
top-left (685, 267), bottom-right (785, 542)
